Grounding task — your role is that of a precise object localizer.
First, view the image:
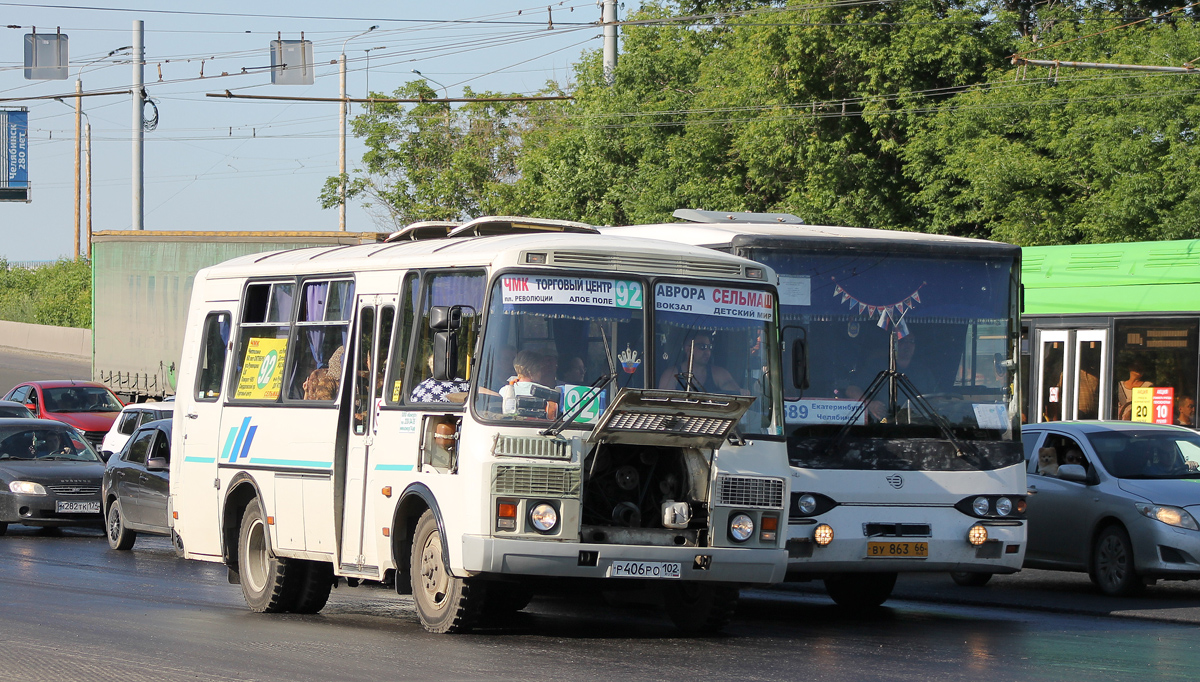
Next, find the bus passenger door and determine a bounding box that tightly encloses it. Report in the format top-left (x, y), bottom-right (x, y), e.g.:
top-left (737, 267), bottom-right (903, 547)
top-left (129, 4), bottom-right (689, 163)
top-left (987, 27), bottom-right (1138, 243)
top-left (340, 298), bottom-right (392, 575)
top-left (1072, 330), bottom-right (1107, 420)
top-left (1035, 330), bottom-right (1069, 423)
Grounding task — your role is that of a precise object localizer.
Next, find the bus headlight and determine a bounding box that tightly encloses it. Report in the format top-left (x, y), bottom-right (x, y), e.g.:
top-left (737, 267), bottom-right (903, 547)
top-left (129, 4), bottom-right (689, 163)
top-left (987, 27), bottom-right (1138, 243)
top-left (529, 503), bottom-right (558, 533)
top-left (729, 513), bottom-right (755, 542)
top-left (814, 524), bottom-right (834, 546)
top-left (972, 496), bottom-right (990, 516)
top-left (995, 497), bottom-right (1013, 516)
top-left (797, 494), bottom-right (817, 515)
top-left (8, 481), bottom-right (46, 495)
top-left (968, 524), bottom-right (988, 546)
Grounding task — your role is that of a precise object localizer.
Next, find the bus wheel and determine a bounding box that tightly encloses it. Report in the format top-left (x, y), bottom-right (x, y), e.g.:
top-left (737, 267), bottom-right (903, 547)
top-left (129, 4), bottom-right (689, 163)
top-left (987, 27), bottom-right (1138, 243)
top-left (291, 560), bottom-right (334, 614)
top-left (238, 502), bottom-right (295, 613)
top-left (824, 572), bottom-right (897, 608)
top-left (106, 499), bottom-right (136, 551)
top-left (410, 510), bottom-right (482, 633)
top-left (171, 528), bottom-right (185, 558)
top-left (950, 571), bottom-right (992, 587)
top-left (662, 583), bottom-right (739, 634)
top-left (1090, 525), bottom-right (1144, 597)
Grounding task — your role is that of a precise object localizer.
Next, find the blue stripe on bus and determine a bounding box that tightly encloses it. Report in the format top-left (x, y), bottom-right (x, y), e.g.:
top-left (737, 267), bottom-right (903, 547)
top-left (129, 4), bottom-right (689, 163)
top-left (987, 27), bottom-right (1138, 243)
top-left (374, 464), bottom-right (415, 471)
top-left (228, 417), bottom-right (251, 462)
top-left (237, 425), bottom-right (258, 461)
top-left (220, 426), bottom-right (238, 462)
top-left (248, 458), bottom-right (333, 468)
top-left (183, 456), bottom-right (216, 464)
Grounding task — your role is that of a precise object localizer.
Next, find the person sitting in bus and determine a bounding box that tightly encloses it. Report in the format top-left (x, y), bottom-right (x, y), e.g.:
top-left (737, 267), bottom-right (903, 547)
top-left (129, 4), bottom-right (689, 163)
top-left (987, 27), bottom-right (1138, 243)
top-left (559, 355), bottom-right (587, 387)
top-left (302, 367), bottom-right (338, 401)
top-left (500, 350), bottom-right (559, 416)
top-left (410, 354), bottom-right (471, 404)
top-left (894, 333), bottom-right (936, 395)
top-left (1177, 395), bottom-right (1196, 428)
top-left (657, 334), bottom-right (745, 395)
top-left (1116, 357), bottom-right (1153, 420)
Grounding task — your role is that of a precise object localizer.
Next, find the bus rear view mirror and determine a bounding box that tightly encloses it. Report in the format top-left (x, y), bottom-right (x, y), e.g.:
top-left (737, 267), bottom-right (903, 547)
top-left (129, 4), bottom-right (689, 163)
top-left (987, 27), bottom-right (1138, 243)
top-left (431, 306), bottom-right (463, 381)
top-left (782, 325), bottom-right (809, 393)
top-left (430, 306), bottom-right (461, 331)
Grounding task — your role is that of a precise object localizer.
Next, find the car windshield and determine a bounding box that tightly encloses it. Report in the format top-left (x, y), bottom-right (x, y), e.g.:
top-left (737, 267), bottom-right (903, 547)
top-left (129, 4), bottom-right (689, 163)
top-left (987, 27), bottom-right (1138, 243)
top-left (0, 404), bottom-right (35, 418)
top-left (0, 426), bottom-right (101, 462)
top-left (474, 273), bottom-right (646, 428)
top-left (1087, 430), bottom-right (1200, 479)
top-left (42, 387), bottom-right (122, 413)
top-left (749, 248), bottom-right (1021, 471)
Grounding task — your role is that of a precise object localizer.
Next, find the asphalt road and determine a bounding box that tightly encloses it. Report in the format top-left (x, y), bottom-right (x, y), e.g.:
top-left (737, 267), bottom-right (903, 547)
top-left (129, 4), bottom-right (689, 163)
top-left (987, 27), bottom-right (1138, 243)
top-left (1, 525), bottom-right (1198, 682)
top-left (0, 347), bottom-right (90, 396)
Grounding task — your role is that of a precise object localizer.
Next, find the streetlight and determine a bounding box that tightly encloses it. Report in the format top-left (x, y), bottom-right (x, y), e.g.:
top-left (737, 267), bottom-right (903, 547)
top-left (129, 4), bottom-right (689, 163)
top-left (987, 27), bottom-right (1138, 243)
top-left (339, 25), bottom-right (377, 232)
top-left (364, 46), bottom-right (386, 105)
top-left (410, 69), bottom-right (451, 129)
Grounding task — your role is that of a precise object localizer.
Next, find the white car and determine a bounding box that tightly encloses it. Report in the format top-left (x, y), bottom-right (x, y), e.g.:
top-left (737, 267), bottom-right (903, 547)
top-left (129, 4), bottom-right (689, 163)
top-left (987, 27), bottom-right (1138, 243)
top-left (100, 402), bottom-right (174, 459)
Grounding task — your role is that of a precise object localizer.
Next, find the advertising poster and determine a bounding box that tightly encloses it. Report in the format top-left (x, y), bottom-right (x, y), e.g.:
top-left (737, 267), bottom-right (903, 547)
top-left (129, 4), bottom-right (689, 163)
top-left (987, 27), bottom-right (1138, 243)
top-left (235, 337), bottom-right (288, 400)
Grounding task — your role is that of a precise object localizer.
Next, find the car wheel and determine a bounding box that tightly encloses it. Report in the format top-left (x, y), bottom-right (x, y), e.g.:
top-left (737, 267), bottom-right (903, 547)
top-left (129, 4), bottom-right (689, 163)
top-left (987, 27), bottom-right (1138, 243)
top-left (662, 583), bottom-right (739, 634)
top-left (824, 572), bottom-right (898, 608)
top-left (1091, 525), bottom-right (1144, 597)
top-left (237, 502), bottom-right (297, 613)
top-left (950, 571), bottom-right (993, 587)
top-left (106, 500), bottom-right (137, 551)
top-left (410, 510), bottom-right (482, 633)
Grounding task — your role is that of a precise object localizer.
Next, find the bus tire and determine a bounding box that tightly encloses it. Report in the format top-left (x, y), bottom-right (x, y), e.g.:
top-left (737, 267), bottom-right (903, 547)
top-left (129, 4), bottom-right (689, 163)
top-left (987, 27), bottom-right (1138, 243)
top-left (824, 572), bottom-right (897, 608)
top-left (1090, 525), bottom-right (1144, 597)
top-left (950, 571), bottom-right (992, 587)
top-left (106, 499), bottom-right (136, 551)
top-left (238, 502), bottom-right (296, 613)
top-left (662, 583), bottom-right (739, 634)
top-left (291, 560), bottom-right (334, 614)
top-left (410, 510), bottom-right (482, 633)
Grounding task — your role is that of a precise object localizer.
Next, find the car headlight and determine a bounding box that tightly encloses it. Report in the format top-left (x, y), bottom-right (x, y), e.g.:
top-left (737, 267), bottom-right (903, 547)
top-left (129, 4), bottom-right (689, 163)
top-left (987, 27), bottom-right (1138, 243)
top-left (729, 513), bottom-right (755, 542)
top-left (972, 496), bottom-right (990, 516)
top-left (528, 502), bottom-right (558, 533)
top-left (995, 497), bottom-right (1013, 516)
top-left (1135, 503), bottom-right (1200, 531)
top-left (9, 481), bottom-right (47, 495)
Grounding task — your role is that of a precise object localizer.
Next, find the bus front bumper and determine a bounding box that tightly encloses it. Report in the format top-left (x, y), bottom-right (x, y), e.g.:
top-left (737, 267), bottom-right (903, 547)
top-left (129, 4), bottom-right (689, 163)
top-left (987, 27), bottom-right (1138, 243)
top-left (461, 535), bottom-right (788, 584)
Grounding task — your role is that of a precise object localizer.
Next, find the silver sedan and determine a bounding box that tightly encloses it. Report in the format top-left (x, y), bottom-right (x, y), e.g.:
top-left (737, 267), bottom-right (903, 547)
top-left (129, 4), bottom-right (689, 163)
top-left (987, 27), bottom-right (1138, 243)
top-left (1020, 421), bottom-right (1200, 596)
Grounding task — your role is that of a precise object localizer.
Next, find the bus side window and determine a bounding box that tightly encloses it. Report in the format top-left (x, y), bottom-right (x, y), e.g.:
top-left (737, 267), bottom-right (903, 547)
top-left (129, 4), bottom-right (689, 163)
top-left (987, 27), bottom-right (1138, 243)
top-left (229, 281), bottom-right (293, 402)
top-left (407, 271), bottom-right (485, 405)
top-left (288, 279), bottom-right (354, 402)
top-left (384, 273), bottom-right (419, 406)
top-left (195, 312), bottom-right (230, 402)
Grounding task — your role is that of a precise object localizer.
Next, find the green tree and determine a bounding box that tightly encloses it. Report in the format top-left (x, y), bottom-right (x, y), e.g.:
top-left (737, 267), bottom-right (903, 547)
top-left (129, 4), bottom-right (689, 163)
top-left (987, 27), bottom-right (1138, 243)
top-left (904, 7), bottom-right (1200, 245)
top-left (321, 81), bottom-right (528, 226)
top-left (0, 258), bottom-right (91, 328)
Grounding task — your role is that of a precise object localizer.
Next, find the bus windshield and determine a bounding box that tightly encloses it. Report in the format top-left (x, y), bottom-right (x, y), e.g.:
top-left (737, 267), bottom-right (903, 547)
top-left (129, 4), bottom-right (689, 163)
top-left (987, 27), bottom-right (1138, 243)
top-left (474, 274), bottom-right (647, 428)
top-left (749, 249), bottom-right (1020, 470)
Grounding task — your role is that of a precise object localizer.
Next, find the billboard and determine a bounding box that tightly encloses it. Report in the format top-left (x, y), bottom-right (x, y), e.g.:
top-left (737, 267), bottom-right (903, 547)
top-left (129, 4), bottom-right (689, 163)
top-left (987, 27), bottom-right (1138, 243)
top-left (1, 109), bottom-right (30, 202)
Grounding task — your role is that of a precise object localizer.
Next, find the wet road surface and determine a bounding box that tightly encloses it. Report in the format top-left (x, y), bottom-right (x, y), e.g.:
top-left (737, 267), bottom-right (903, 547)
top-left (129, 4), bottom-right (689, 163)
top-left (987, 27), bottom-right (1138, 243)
top-left (0, 524), bottom-right (1197, 682)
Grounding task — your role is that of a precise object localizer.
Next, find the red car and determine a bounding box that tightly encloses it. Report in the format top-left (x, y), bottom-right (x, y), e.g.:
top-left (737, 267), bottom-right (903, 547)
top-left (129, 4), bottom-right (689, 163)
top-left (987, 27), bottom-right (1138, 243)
top-left (2, 381), bottom-right (124, 452)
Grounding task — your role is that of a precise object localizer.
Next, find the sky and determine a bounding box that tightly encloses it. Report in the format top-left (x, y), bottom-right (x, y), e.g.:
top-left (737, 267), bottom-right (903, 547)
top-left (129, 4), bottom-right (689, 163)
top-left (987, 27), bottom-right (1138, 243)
top-left (0, 1), bottom-right (607, 261)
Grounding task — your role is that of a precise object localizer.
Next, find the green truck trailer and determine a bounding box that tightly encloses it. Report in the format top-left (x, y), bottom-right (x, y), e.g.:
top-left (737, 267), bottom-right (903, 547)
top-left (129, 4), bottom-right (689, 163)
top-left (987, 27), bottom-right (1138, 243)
top-left (91, 230), bottom-right (387, 401)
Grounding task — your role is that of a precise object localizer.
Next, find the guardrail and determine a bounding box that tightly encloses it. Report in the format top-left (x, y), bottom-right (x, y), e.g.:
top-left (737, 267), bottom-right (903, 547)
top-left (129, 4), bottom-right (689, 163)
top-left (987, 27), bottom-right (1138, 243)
top-left (0, 320), bottom-right (91, 358)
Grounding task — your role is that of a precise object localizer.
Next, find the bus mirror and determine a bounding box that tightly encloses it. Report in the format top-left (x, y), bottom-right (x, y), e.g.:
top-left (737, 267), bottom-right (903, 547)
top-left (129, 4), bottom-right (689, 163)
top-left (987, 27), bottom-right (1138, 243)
top-left (792, 338), bottom-right (810, 391)
top-left (432, 330), bottom-right (459, 382)
top-left (430, 306), bottom-right (461, 331)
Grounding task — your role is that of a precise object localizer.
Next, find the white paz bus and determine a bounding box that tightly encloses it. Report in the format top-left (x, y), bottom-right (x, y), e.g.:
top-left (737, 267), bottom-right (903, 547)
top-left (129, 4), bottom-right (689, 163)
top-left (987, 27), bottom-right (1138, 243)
top-left (170, 217), bottom-right (790, 633)
top-left (606, 210), bottom-right (1027, 607)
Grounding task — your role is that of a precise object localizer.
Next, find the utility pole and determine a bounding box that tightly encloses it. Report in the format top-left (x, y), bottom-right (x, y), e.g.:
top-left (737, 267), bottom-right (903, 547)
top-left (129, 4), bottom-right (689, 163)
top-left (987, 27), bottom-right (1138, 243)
top-left (339, 25), bottom-right (377, 232)
top-left (73, 78), bottom-right (81, 258)
top-left (85, 119), bottom-right (92, 258)
top-left (132, 19), bottom-right (144, 231)
top-left (602, 0), bottom-right (617, 85)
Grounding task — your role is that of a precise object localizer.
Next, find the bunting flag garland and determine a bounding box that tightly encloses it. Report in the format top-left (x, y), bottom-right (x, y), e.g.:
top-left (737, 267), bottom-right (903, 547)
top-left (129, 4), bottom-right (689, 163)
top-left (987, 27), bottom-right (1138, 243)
top-left (830, 278), bottom-right (926, 334)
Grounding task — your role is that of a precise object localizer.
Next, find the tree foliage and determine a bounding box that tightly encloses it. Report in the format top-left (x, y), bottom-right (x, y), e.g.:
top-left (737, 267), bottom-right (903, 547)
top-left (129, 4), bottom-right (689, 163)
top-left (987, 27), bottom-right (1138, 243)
top-left (332, 1), bottom-right (1200, 246)
top-left (0, 259), bottom-right (92, 328)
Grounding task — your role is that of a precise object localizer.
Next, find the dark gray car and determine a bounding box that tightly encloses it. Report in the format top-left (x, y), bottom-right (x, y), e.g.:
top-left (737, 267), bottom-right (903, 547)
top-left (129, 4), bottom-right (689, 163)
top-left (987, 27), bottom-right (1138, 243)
top-left (101, 419), bottom-right (172, 550)
top-left (1021, 421), bottom-right (1200, 596)
top-left (0, 400), bottom-right (36, 419)
top-left (0, 419), bottom-right (105, 535)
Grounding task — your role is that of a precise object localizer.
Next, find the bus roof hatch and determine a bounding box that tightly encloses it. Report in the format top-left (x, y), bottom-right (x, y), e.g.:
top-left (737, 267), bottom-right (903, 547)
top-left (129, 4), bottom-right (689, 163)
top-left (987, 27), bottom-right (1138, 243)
top-left (673, 209), bottom-right (804, 225)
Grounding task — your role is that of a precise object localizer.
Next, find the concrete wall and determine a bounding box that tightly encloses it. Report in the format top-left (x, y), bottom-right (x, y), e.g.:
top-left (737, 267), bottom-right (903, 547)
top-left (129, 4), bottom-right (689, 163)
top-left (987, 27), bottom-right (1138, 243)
top-left (0, 320), bottom-right (91, 359)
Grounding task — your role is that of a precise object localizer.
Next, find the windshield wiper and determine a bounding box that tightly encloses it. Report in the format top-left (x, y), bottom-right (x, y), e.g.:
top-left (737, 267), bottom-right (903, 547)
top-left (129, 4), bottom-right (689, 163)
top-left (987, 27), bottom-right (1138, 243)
top-left (540, 372), bottom-right (613, 438)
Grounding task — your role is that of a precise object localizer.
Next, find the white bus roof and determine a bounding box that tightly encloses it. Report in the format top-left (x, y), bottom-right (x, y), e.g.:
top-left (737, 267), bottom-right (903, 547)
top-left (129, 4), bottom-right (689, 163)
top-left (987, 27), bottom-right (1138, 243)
top-left (197, 230), bottom-right (774, 283)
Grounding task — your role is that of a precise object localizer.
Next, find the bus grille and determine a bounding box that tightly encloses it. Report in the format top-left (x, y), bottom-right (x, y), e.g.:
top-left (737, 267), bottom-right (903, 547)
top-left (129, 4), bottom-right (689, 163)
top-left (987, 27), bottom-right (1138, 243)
top-left (607, 413), bottom-right (734, 437)
top-left (716, 476), bottom-right (785, 509)
top-left (492, 435), bottom-right (571, 460)
top-left (493, 465), bottom-right (581, 498)
top-left (549, 251), bottom-right (743, 278)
